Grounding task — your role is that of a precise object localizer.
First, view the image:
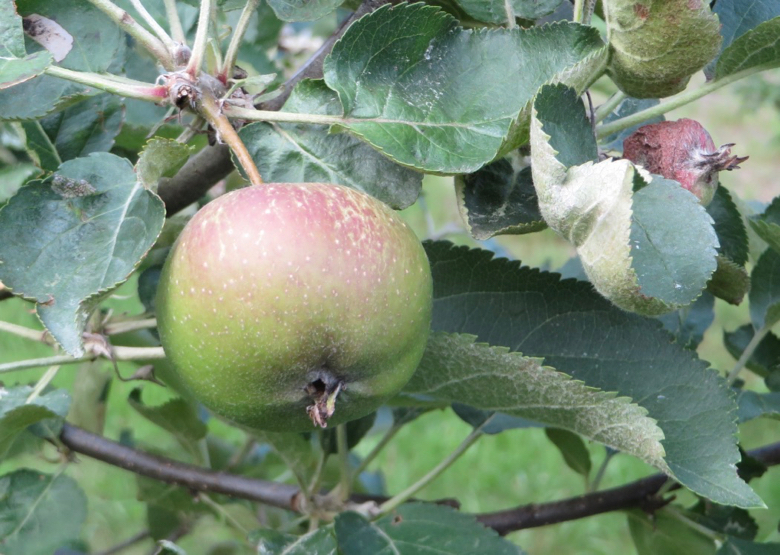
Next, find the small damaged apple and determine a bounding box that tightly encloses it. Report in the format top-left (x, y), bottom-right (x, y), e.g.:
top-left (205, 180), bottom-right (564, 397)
top-left (622, 118), bottom-right (747, 206)
top-left (155, 183), bottom-right (433, 432)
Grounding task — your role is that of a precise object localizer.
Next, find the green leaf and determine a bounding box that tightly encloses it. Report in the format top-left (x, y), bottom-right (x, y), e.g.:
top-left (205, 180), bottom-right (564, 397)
top-left (0, 469), bottom-right (87, 555)
top-left (335, 503), bottom-right (524, 555)
top-left (0, 51), bottom-right (51, 89)
top-left (20, 94), bottom-right (124, 171)
top-left (135, 138), bottom-right (192, 191)
top-left (128, 389), bottom-right (207, 454)
top-left (531, 84), bottom-right (718, 315)
top-left (708, 0), bottom-right (780, 77)
top-left (0, 0), bottom-right (124, 120)
top-left (255, 430), bottom-right (315, 487)
top-left (627, 508), bottom-right (716, 555)
top-left (724, 324), bottom-right (780, 378)
top-left (249, 528), bottom-right (337, 554)
top-left (718, 538), bottom-right (780, 555)
top-left (425, 241), bottom-right (762, 507)
top-left (0, 152), bottom-right (166, 356)
top-left (323, 5), bottom-right (606, 173)
top-left (455, 0), bottom-right (563, 25)
top-left (749, 196), bottom-right (780, 255)
top-left (0, 0), bottom-right (25, 57)
top-left (689, 501), bottom-right (757, 541)
top-left (708, 255), bottom-right (751, 306)
top-left (709, 186), bottom-right (749, 267)
top-left (266, 0), bottom-right (342, 22)
top-left (736, 390), bottom-right (780, 423)
top-left (749, 249), bottom-right (780, 330)
top-left (0, 386), bottom-right (70, 456)
top-left (157, 540), bottom-right (188, 555)
top-left (238, 79), bottom-right (422, 210)
top-left (545, 427), bottom-right (592, 477)
top-left (0, 163), bottom-right (38, 204)
top-left (454, 157), bottom-right (545, 240)
top-left (604, 0), bottom-right (721, 98)
top-left (600, 97), bottom-right (664, 153)
top-left (715, 17), bottom-right (780, 80)
top-left (406, 332), bottom-right (667, 471)
top-left (657, 291), bottom-right (715, 350)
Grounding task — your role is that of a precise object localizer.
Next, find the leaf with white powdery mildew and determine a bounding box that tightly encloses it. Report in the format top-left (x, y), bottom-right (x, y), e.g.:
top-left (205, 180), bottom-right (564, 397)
top-left (531, 84), bottom-right (717, 316)
top-left (136, 137), bottom-right (192, 192)
top-left (424, 240), bottom-right (762, 507)
top-left (405, 332), bottom-right (667, 471)
top-left (715, 16), bottom-right (780, 80)
top-left (0, 152), bottom-right (165, 356)
top-left (323, 4), bottom-right (607, 174)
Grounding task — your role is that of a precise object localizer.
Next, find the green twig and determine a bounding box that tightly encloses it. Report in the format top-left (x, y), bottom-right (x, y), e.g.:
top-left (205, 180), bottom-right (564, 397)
top-left (103, 318), bottom-right (158, 336)
top-left (377, 416), bottom-right (494, 516)
top-left (0, 346), bottom-right (166, 374)
top-left (588, 448), bottom-right (616, 492)
top-left (727, 324), bottom-right (771, 384)
top-left (186, 0), bottom-right (215, 76)
top-left (222, 105), bottom-right (344, 125)
top-left (86, 0), bottom-right (174, 69)
top-left (45, 66), bottom-right (167, 103)
top-left (129, 0), bottom-right (177, 53)
top-left (336, 424), bottom-right (351, 502)
top-left (26, 366), bottom-right (61, 403)
top-left (351, 423), bottom-right (404, 482)
top-left (164, 0), bottom-right (186, 44)
top-left (0, 320), bottom-right (48, 342)
top-left (221, 0), bottom-right (260, 80)
top-left (593, 90), bottom-right (626, 125)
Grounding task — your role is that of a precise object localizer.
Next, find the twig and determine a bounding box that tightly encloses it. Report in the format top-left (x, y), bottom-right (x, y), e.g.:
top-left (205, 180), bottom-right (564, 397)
top-left (164, 0), bottom-right (186, 45)
top-left (727, 324), bottom-right (770, 384)
top-left (186, 0), bottom-right (215, 76)
top-left (0, 320), bottom-right (48, 342)
top-left (129, 0), bottom-right (177, 53)
top-left (221, 0), bottom-right (260, 81)
top-left (104, 318), bottom-right (158, 336)
top-left (45, 66), bottom-right (167, 103)
top-left (94, 530), bottom-right (152, 555)
top-left (0, 346), bottom-right (165, 373)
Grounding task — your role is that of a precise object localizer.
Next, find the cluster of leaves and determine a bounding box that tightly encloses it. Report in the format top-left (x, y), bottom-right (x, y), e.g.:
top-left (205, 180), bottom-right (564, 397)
top-left (2, 0), bottom-right (780, 553)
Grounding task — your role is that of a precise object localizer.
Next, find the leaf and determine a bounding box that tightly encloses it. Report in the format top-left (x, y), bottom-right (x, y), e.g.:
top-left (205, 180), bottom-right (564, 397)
top-left (0, 50), bottom-right (52, 89)
top-left (0, 0), bottom-right (25, 57)
top-left (604, 0), bottom-right (721, 98)
top-left (0, 163), bottom-right (38, 204)
top-left (531, 84), bottom-right (718, 315)
top-left (656, 291), bottom-right (715, 350)
top-left (749, 196), bottom-right (780, 255)
top-left (255, 430), bottom-right (315, 487)
top-left (406, 332), bottom-right (667, 470)
top-left (708, 256), bottom-right (751, 306)
top-left (135, 138), bottom-right (192, 191)
top-left (455, 0), bottom-right (563, 25)
top-left (545, 427), bottom-right (592, 477)
top-left (600, 97), bottom-right (664, 153)
top-left (20, 93), bottom-right (124, 171)
top-left (0, 152), bottom-right (166, 356)
top-left (128, 388), bottom-right (207, 451)
top-left (626, 508), bottom-right (716, 555)
top-left (0, 0), bottom-right (124, 120)
top-left (335, 503), bottom-right (524, 555)
top-left (718, 538), bottom-right (780, 555)
top-left (266, 0), bottom-right (343, 22)
top-left (736, 390), bottom-right (780, 423)
top-left (323, 5), bottom-right (607, 173)
top-left (724, 324), bottom-right (780, 378)
top-left (157, 540), bottom-right (188, 555)
top-left (249, 528), bottom-right (337, 554)
top-left (238, 79), bottom-right (422, 210)
top-left (320, 411), bottom-right (377, 455)
top-left (715, 16), bottom-right (780, 80)
top-left (425, 240), bottom-right (762, 507)
top-left (0, 469), bottom-right (87, 555)
top-left (749, 249), bottom-right (780, 330)
top-left (709, 186), bottom-right (749, 267)
top-left (707, 0), bottom-right (780, 77)
top-left (454, 157), bottom-right (545, 240)
top-left (0, 386), bottom-right (70, 457)
top-left (689, 501), bottom-right (757, 541)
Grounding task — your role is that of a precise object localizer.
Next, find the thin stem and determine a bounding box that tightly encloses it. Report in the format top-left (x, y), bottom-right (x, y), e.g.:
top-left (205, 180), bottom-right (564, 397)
top-left (596, 65), bottom-right (774, 140)
top-left (503, 0), bottom-right (515, 29)
top-left (0, 346), bottom-right (166, 373)
top-left (94, 530), bottom-right (151, 555)
top-left (727, 324), bottom-right (771, 384)
top-left (186, 0), bottom-right (215, 76)
top-left (572, 0), bottom-right (585, 22)
top-left (351, 423), bottom-right (403, 481)
top-left (198, 493), bottom-right (250, 534)
top-left (45, 66), bottom-right (167, 103)
top-left (198, 94), bottom-right (263, 185)
top-left (221, 0), bottom-right (260, 80)
top-left (587, 448), bottom-right (616, 492)
top-left (663, 505), bottom-right (723, 542)
top-left (26, 366), bottom-right (61, 403)
top-left (336, 424), bottom-right (351, 502)
top-left (593, 90), bottom-right (626, 125)
top-left (86, 0), bottom-right (174, 70)
top-left (129, 0), bottom-right (177, 52)
top-left (164, 0), bottom-right (186, 44)
top-left (104, 318), bottom-right (158, 336)
top-left (308, 450), bottom-right (329, 498)
top-left (0, 320), bottom-right (48, 342)
top-left (176, 116), bottom-right (205, 143)
top-left (377, 417), bottom-right (493, 516)
top-left (223, 105), bottom-right (343, 125)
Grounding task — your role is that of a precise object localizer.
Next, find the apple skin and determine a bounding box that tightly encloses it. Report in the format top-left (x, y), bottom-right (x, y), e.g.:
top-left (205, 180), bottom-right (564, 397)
top-left (155, 183), bottom-right (432, 432)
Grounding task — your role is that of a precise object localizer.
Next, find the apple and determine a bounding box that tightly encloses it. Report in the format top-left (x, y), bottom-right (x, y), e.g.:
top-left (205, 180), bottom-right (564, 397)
top-left (155, 183), bottom-right (433, 432)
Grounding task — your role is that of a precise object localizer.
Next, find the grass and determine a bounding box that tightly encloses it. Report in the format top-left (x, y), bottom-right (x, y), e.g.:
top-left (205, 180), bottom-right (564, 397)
top-left (2, 74), bottom-right (780, 554)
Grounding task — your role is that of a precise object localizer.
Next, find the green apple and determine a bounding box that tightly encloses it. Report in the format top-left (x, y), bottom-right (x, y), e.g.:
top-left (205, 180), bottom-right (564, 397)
top-left (155, 183), bottom-right (432, 432)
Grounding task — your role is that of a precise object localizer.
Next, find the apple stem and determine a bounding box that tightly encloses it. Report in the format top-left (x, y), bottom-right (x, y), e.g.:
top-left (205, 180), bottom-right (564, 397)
top-left (336, 424), bottom-right (351, 501)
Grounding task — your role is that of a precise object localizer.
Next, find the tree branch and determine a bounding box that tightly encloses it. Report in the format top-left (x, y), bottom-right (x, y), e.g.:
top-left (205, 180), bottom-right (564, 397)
top-left (156, 0), bottom-right (391, 216)
top-left (58, 420), bottom-right (780, 534)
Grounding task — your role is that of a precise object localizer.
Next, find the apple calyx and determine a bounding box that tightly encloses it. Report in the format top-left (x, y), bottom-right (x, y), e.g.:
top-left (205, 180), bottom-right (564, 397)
top-left (305, 372), bottom-right (345, 428)
top-left (622, 118), bottom-right (748, 206)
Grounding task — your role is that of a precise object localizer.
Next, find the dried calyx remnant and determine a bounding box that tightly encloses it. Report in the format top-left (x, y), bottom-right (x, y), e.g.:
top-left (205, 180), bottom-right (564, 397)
top-left (305, 372), bottom-right (345, 428)
top-left (623, 118), bottom-right (748, 206)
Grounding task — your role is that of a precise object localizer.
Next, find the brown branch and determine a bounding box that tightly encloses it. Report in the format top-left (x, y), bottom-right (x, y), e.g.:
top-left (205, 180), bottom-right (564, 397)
top-left (59, 420), bottom-right (780, 535)
top-left (157, 0), bottom-right (391, 216)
